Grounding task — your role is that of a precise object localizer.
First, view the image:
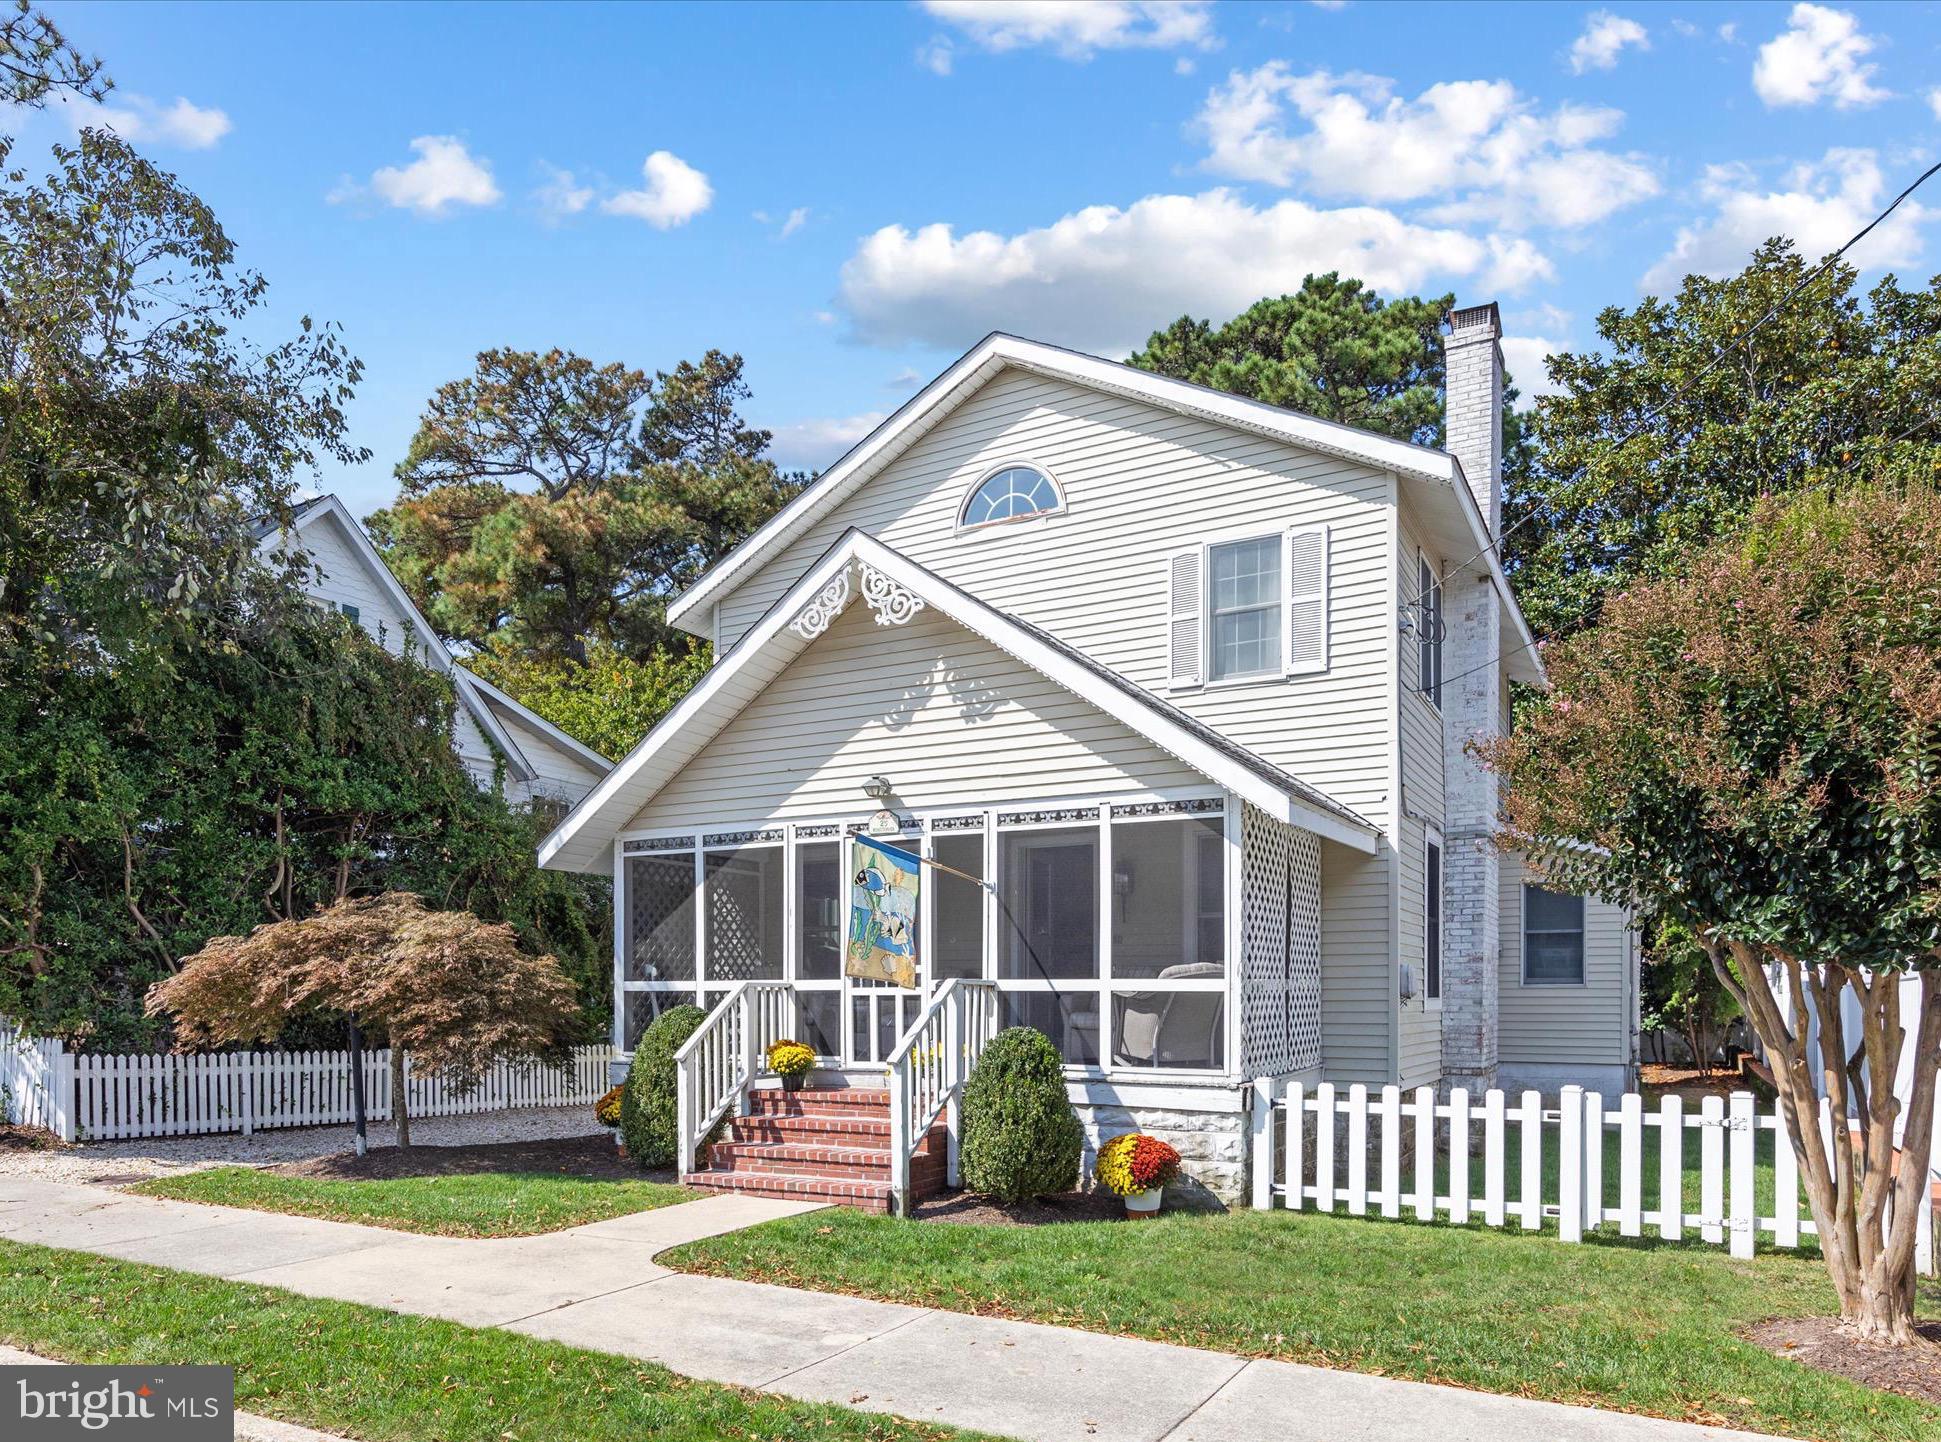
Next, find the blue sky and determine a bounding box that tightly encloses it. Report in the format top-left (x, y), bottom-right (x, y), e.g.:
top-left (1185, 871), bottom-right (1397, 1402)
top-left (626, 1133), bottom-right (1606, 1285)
top-left (23, 1), bottom-right (1941, 517)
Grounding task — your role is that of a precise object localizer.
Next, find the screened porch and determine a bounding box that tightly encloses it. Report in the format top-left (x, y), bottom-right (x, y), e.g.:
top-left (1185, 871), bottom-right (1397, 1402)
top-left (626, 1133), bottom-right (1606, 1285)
top-left (613, 791), bottom-right (1323, 1085)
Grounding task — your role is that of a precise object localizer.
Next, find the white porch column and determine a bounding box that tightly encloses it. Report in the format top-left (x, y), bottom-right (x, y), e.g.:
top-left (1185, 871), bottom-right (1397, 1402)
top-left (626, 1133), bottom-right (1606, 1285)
top-left (1440, 300), bottom-right (1505, 1091)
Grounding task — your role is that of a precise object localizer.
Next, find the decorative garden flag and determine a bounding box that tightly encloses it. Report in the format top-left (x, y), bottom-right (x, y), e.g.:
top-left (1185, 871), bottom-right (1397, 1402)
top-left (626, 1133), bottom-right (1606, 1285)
top-left (847, 835), bottom-right (920, 989)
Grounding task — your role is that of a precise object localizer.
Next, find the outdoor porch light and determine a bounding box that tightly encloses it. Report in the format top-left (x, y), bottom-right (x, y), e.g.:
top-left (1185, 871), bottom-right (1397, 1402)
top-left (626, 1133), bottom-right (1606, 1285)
top-left (862, 775), bottom-right (893, 801)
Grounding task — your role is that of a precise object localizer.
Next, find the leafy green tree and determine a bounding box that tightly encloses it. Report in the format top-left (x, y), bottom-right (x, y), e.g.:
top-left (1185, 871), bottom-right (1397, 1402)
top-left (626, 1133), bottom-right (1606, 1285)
top-left (1486, 487), bottom-right (1941, 1344)
top-left (0, 1), bottom-right (104, 118)
top-left (1506, 240), bottom-right (1941, 639)
top-left (466, 638), bottom-right (710, 764)
top-left (1639, 917), bottom-right (1742, 1073)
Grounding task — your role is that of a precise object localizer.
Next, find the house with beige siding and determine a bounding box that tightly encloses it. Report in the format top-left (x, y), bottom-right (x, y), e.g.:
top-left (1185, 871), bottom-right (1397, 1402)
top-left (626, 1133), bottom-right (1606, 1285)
top-left (258, 494), bottom-right (611, 811)
top-left (540, 304), bottom-right (1638, 1209)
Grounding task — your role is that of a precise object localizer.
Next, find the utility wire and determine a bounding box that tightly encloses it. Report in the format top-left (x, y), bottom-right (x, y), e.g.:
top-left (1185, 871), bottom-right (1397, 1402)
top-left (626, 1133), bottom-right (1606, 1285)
top-left (1426, 406), bottom-right (1941, 699)
top-left (1401, 156), bottom-right (1941, 618)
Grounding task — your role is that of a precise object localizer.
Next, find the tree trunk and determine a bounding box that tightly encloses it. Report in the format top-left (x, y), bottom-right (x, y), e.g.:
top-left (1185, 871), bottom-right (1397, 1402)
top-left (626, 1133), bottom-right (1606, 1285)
top-left (390, 1043), bottom-right (411, 1150)
top-left (1715, 944), bottom-right (1939, 1345)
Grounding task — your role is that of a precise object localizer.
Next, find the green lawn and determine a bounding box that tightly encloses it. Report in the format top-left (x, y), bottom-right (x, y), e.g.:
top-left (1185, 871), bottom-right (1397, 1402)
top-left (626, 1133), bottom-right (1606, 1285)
top-left (669, 1206), bottom-right (1941, 1442)
top-left (131, 1166), bottom-right (695, 1238)
top-left (0, 1240), bottom-right (987, 1442)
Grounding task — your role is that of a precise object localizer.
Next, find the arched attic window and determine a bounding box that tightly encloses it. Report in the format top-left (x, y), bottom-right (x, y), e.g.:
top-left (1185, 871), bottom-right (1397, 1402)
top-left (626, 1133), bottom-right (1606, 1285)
top-left (959, 464), bottom-right (1064, 529)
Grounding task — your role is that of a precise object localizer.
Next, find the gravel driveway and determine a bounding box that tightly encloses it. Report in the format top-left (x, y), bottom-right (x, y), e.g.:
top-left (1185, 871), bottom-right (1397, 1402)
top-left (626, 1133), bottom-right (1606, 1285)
top-left (0, 1106), bottom-right (608, 1185)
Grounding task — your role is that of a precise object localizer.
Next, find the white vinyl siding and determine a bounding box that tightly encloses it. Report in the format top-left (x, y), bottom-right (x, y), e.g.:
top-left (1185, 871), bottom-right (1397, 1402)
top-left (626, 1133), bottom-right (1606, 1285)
top-left (1320, 840), bottom-right (1394, 1086)
top-left (1498, 851), bottom-right (1638, 1068)
top-left (622, 601), bottom-right (1205, 830)
top-left (710, 369), bottom-right (1393, 830)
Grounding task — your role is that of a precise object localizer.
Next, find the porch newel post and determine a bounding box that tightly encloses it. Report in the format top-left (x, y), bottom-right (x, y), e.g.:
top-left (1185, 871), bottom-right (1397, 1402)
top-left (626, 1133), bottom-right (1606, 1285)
top-left (945, 986), bottom-right (965, 1188)
top-left (675, 1058), bottom-right (693, 1181)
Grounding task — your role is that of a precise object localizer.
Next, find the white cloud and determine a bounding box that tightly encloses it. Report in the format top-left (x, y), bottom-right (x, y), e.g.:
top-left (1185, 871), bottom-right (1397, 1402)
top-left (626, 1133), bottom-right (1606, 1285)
top-left (1195, 65), bottom-right (1658, 230)
top-left (767, 411), bottom-right (888, 470)
top-left (919, 1), bottom-right (1215, 60)
top-left (917, 38), bottom-right (955, 75)
top-left (534, 163), bottom-right (594, 221)
top-left (343, 135), bottom-right (501, 216)
top-left (1500, 333), bottom-right (1568, 408)
top-left (837, 188), bottom-right (1550, 356)
top-left (58, 92), bottom-right (231, 149)
top-left (601, 150), bottom-right (712, 228)
top-left (1569, 12), bottom-right (1649, 74)
top-left (780, 206), bottom-right (810, 238)
top-left (1753, 4), bottom-right (1887, 109)
top-left (1929, 87), bottom-right (1941, 121)
top-left (1718, 22), bottom-right (1738, 43)
top-left (1643, 148), bottom-right (1929, 290)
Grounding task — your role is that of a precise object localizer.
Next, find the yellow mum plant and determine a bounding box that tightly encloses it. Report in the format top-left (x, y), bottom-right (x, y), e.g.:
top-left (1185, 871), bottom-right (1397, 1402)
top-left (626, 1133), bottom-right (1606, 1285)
top-left (593, 1084), bottom-right (624, 1128)
top-left (765, 1039), bottom-right (816, 1079)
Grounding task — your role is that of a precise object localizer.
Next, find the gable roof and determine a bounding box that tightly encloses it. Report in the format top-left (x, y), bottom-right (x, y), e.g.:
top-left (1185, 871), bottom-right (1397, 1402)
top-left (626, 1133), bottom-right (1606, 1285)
top-left (664, 332), bottom-right (1543, 686)
top-left (537, 528), bottom-right (1379, 874)
top-left (257, 495), bottom-right (612, 781)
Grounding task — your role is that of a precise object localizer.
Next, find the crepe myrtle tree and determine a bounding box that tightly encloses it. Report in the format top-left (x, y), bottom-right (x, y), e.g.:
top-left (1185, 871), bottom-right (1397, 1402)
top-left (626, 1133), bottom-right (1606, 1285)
top-left (1483, 487), bottom-right (1941, 1344)
top-left (148, 893), bottom-right (581, 1148)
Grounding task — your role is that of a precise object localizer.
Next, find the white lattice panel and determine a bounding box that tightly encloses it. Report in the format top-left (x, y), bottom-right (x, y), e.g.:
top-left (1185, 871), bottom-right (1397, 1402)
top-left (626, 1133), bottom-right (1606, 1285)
top-left (1241, 805), bottom-right (1323, 1078)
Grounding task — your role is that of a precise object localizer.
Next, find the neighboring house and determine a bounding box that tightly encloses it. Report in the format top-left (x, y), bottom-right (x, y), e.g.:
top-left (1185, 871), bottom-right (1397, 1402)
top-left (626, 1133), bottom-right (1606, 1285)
top-left (539, 304), bottom-right (1639, 1205)
top-left (257, 494), bottom-right (611, 812)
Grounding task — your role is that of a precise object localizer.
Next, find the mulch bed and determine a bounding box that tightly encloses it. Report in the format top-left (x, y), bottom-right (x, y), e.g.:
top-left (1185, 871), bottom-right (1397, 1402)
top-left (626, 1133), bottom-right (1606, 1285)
top-left (1747, 1316), bottom-right (1941, 1406)
top-left (269, 1133), bottom-right (662, 1183)
top-left (0, 1124), bottom-right (60, 1152)
top-left (909, 1189), bottom-right (1128, 1226)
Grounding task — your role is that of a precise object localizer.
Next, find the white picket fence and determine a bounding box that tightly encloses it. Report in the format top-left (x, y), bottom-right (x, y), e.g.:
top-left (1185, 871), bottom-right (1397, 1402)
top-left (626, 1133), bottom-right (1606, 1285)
top-left (1250, 1080), bottom-right (1935, 1274)
top-left (1, 1020), bottom-right (612, 1142)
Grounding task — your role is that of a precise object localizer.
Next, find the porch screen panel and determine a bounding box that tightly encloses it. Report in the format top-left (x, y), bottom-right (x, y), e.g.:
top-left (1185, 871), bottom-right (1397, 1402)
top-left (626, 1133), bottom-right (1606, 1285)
top-left (705, 844), bottom-right (783, 981)
top-left (626, 854), bottom-right (696, 983)
top-left (933, 830), bottom-right (985, 980)
top-left (1239, 805), bottom-right (1322, 1078)
top-left (998, 827), bottom-right (1097, 980)
top-left (794, 840), bottom-right (843, 1056)
top-left (1109, 814), bottom-right (1226, 1070)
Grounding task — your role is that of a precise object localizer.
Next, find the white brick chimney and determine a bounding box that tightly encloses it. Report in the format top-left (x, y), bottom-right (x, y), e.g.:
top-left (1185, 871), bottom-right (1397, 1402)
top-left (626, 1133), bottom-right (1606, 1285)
top-left (1439, 301), bottom-right (1504, 1091)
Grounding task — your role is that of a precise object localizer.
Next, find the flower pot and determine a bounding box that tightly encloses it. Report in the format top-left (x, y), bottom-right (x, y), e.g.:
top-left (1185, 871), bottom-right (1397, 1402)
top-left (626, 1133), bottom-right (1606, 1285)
top-left (780, 1073), bottom-right (805, 1093)
top-left (1123, 1187), bottom-right (1162, 1219)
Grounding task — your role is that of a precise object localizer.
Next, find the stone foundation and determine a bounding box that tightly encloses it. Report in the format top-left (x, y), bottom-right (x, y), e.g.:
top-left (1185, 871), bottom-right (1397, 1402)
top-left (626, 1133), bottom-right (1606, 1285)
top-left (1071, 1096), bottom-right (1249, 1207)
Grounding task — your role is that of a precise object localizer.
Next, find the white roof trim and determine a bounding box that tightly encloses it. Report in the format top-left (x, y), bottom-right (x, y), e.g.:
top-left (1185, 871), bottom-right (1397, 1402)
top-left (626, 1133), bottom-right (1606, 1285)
top-left (459, 665), bottom-right (613, 772)
top-left (538, 530), bottom-right (1378, 873)
top-left (666, 333), bottom-right (1465, 633)
top-left (261, 496), bottom-right (536, 781)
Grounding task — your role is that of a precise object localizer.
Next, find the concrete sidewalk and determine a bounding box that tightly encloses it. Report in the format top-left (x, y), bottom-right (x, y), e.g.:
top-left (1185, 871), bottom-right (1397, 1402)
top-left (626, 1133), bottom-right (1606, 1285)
top-left (0, 1178), bottom-right (1795, 1442)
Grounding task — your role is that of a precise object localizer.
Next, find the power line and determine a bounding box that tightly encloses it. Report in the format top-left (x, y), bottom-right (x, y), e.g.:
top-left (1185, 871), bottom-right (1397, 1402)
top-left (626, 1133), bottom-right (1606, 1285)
top-left (1403, 155), bottom-right (1941, 618)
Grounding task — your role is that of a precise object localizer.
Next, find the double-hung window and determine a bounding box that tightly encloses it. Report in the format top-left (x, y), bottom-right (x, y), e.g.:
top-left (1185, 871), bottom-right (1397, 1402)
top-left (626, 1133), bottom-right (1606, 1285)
top-left (1425, 834), bottom-right (1442, 1002)
top-left (1171, 528), bottom-right (1329, 687)
top-left (1418, 553), bottom-right (1442, 707)
top-left (1209, 537), bottom-right (1282, 681)
top-left (1523, 885), bottom-right (1585, 985)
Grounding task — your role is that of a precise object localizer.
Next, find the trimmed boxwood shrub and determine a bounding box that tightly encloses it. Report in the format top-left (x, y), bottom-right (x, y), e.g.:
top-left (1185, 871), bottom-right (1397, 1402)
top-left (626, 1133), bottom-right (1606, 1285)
top-left (619, 1004), bottom-right (706, 1169)
top-left (959, 1026), bottom-right (1083, 1202)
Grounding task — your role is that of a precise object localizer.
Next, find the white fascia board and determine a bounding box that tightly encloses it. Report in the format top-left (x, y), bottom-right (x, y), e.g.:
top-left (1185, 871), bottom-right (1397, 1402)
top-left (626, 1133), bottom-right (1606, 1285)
top-left (540, 530), bottom-right (1377, 872)
top-left (273, 496), bottom-right (537, 781)
top-left (459, 665), bottom-right (613, 772)
top-left (666, 333), bottom-right (1461, 634)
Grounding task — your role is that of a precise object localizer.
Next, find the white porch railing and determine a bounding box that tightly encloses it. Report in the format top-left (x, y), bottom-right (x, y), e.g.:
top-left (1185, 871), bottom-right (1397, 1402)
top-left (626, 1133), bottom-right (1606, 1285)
top-left (672, 981), bottom-right (794, 1180)
top-left (885, 978), bottom-right (1000, 1214)
top-left (1250, 1080), bottom-right (1934, 1273)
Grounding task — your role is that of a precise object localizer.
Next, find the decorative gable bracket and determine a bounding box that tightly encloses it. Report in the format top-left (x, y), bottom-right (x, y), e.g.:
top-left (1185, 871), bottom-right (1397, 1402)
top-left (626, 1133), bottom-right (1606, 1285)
top-left (860, 563), bottom-right (924, 627)
top-left (789, 560), bottom-right (925, 638)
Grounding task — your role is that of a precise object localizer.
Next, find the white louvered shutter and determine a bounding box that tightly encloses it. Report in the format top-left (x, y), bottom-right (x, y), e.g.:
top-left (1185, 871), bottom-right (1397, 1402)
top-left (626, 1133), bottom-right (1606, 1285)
top-left (1284, 525), bottom-right (1329, 675)
top-left (1167, 548), bottom-right (1203, 688)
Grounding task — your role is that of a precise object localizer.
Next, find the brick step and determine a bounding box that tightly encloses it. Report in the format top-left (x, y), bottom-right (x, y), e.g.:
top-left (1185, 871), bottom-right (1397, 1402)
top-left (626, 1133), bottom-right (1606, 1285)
top-left (745, 1086), bottom-right (889, 1119)
top-left (728, 1113), bottom-right (894, 1147)
top-left (710, 1139), bottom-right (894, 1176)
top-left (685, 1167), bottom-right (895, 1215)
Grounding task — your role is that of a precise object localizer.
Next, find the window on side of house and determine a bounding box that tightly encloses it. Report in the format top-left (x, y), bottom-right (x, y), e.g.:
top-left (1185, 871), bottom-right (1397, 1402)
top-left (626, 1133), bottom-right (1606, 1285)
top-left (1208, 536), bottom-right (1282, 681)
top-left (1425, 835), bottom-right (1442, 1002)
top-left (1418, 553), bottom-right (1442, 708)
top-left (1523, 885), bottom-right (1586, 985)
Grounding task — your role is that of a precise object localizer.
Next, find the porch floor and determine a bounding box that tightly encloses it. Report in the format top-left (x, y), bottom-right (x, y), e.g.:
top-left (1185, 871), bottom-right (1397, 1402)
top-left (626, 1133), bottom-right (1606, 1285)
top-left (685, 1086), bottom-right (946, 1215)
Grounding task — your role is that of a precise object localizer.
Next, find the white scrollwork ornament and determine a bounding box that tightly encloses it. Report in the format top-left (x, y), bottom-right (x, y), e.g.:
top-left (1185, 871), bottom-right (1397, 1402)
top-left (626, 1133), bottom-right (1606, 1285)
top-left (789, 566), bottom-right (852, 640)
top-left (860, 564), bottom-right (925, 626)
